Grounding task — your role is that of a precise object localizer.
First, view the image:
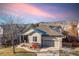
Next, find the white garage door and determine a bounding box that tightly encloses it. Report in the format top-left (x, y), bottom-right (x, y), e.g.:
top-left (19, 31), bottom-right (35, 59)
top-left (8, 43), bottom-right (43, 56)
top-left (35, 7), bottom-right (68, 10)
top-left (42, 40), bottom-right (54, 47)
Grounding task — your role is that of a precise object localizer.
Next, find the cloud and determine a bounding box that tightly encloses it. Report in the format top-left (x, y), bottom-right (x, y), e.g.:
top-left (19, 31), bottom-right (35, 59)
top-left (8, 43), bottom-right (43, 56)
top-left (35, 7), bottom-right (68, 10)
top-left (0, 4), bottom-right (55, 18)
top-left (0, 3), bottom-right (76, 19)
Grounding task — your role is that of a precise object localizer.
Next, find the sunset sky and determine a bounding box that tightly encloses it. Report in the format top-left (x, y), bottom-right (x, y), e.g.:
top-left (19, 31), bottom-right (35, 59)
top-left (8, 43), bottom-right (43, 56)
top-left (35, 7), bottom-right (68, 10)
top-left (0, 3), bottom-right (79, 24)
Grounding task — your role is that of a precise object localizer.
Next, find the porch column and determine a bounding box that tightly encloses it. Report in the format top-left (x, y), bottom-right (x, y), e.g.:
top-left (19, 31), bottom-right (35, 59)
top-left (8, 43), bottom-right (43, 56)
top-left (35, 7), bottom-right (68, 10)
top-left (23, 35), bottom-right (25, 43)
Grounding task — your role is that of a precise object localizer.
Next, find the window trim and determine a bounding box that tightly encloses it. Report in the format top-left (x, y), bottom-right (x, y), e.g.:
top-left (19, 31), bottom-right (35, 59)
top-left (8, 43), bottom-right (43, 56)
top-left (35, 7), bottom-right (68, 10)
top-left (33, 36), bottom-right (37, 42)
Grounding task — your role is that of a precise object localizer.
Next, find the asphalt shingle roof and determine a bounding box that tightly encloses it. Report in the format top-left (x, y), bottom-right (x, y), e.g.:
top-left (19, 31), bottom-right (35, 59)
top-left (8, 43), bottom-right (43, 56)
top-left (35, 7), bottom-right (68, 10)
top-left (37, 24), bottom-right (63, 36)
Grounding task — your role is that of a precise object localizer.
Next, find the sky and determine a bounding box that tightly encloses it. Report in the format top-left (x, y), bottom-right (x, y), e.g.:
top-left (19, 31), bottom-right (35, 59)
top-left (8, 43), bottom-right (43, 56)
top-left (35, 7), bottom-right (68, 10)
top-left (0, 3), bottom-right (79, 24)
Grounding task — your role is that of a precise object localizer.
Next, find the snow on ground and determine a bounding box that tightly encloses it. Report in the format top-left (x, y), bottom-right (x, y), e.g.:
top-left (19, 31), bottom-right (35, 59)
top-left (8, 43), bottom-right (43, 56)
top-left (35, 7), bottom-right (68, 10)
top-left (17, 43), bottom-right (59, 52)
top-left (17, 45), bottom-right (59, 56)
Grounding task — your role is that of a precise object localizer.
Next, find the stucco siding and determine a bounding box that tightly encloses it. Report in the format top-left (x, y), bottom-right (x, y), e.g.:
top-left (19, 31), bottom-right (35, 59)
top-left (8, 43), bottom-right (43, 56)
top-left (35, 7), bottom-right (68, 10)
top-left (42, 37), bottom-right (55, 40)
top-left (28, 32), bottom-right (41, 44)
top-left (55, 37), bottom-right (62, 50)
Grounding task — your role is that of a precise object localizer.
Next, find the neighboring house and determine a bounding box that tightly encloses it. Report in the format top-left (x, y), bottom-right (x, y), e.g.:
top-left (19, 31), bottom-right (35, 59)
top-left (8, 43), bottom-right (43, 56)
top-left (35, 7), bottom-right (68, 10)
top-left (0, 26), bottom-right (3, 38)
top-left (19, 24), bottom-right (64, 50)
top-left (0, 26), bottom-right (3, 45)
top-left (2, 24), bottom-right (30, 40)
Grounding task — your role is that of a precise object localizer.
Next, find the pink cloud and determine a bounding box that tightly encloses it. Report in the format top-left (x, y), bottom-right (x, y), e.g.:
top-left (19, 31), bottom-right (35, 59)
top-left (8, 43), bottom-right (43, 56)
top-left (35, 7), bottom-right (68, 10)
top-left (4, 4), bottom-right (55, 18)
top-left (0, 3), bottom-right (75, 19)
top-left (5, 7), bottom-right (22, 17)
top-left (53, 11), bottom-right (75, 18)
top-left (47, 6), bottom-right (61, 11)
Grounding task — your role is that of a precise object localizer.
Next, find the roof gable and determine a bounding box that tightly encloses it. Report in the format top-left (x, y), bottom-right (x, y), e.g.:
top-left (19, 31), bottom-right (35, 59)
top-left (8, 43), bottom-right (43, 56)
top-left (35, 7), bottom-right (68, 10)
top-left (21, 28), bottom-right (48, 35)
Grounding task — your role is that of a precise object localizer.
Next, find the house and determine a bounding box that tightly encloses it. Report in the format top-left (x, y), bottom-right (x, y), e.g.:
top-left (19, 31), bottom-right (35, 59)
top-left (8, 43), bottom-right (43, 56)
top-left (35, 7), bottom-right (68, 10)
top-left (0, 26), bottom-right (3, 38)
top-left (0, 26), bottom-right (3, 46)
top-left (19, 24), bottom-right (64, 50)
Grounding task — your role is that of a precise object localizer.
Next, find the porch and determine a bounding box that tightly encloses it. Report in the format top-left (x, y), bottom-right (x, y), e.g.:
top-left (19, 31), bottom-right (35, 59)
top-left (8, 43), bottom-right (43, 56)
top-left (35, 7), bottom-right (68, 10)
top-left (19, 35), bottom-right (29, 43)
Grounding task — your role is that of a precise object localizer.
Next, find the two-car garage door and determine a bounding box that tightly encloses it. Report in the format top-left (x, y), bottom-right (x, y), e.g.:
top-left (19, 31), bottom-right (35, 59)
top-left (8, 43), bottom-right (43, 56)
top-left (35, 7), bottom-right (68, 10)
top-left (42, 37), bottom-right (55, 47)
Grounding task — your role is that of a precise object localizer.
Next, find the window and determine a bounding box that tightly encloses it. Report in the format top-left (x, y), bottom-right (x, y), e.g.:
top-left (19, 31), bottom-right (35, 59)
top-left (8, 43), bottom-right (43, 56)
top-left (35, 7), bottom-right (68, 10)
top-left (33, 37), bottom-right (37, 42)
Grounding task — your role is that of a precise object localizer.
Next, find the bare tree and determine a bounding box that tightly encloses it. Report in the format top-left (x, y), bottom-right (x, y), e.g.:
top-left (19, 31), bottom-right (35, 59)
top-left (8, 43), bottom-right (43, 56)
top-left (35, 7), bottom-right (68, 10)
top-left (9, 16), bottom-right (23, 53)
top-left (1, 16), bottom-right (23, 53)
top-left (69, 20), bottom-right (78, 47)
